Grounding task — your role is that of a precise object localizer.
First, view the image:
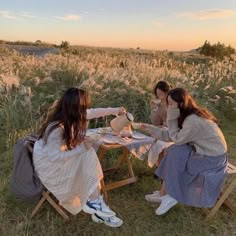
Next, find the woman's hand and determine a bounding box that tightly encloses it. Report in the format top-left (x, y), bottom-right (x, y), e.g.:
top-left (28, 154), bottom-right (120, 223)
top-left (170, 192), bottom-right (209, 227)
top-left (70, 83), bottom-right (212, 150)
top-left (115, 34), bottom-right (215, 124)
top-left (167, 96), bottom-right (178, 109)
top-left (140, 123), bottom-right (154, 134)
top-left (141, 123), bottom-right (162, 138)
top-left (150, 101), bottom-right (158, 110)
top-left (83, 138), bottom-right (94, 150)
top-left (118, 107), bottom-right (126, 115)
top-left (150, 99), bottom-right (160, 110)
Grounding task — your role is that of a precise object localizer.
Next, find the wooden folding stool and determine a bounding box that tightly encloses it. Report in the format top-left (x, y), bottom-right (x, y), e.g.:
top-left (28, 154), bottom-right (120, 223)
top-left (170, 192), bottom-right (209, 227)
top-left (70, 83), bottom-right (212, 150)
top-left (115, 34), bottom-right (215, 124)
top-left (204, 162), bottom-right (236, 219)
top-left (31, 190), bottom-right (69, 220)
top-left (31, 178), bottom-right (107, 220)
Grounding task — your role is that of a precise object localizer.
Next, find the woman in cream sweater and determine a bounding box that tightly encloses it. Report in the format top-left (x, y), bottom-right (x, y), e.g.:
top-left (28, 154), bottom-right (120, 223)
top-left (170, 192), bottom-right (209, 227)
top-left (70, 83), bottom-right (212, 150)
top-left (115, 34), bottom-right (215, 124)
top-left (148, 80), bottom-right (173, 167)
top-left (144, 88), bottom-right (228, 215)
top-left (33, 87), bottom-right (124, 227)
top-left (150, 80), bottom-right (171, 127)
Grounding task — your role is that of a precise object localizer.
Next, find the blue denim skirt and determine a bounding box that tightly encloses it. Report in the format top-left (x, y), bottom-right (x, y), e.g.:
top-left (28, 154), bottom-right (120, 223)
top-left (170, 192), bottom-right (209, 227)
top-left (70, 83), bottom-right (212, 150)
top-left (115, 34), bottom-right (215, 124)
top-left (155, 144), bottom-right (228, 208)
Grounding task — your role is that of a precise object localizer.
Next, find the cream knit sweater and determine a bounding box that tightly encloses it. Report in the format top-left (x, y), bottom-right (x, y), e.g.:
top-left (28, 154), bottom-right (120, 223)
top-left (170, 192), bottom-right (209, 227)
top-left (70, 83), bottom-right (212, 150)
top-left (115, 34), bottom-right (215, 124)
top-left (147, 108), bottom-right (227, 156)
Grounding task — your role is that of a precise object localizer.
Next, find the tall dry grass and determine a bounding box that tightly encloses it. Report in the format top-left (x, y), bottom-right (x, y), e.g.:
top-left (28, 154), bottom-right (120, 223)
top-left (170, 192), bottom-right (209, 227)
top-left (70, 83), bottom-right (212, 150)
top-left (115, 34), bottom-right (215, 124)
top-left (0, 46), bottom-right (235, 235)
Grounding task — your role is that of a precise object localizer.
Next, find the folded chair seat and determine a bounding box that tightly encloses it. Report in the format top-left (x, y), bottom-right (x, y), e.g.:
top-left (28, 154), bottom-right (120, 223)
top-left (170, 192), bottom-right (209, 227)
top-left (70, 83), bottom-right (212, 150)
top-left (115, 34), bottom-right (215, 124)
top-left (204, 162), bottom-right (236, 219)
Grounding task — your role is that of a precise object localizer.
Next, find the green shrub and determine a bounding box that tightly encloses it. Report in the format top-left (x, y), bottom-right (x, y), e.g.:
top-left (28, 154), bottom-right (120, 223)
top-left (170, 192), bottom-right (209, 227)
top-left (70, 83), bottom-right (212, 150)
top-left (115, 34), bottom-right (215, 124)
top-left (198, 41), bottom-right (235, 60)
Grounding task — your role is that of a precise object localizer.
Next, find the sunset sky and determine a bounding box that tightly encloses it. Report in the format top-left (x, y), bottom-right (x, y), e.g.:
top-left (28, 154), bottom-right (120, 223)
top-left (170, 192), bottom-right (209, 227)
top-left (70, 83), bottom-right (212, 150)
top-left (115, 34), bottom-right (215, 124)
top-left (1, 0), bottom-right (236, 51)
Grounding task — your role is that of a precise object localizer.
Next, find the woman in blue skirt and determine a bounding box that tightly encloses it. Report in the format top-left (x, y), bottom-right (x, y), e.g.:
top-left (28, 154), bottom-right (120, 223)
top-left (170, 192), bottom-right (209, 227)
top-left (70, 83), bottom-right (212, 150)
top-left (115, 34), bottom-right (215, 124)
top-left (143, 88), bottom-right (228, 215)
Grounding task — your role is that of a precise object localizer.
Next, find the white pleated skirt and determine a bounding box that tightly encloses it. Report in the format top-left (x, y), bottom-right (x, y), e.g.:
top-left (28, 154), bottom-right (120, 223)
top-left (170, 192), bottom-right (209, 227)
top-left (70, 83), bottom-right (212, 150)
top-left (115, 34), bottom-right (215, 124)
top-left (33, 148), bottom-right (103, 215)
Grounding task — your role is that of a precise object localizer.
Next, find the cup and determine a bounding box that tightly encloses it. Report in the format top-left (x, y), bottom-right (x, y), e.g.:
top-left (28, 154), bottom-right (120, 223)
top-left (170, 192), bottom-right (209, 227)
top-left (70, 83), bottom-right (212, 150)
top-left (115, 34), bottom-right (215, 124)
top-left (131, 122), bottom-right (142, 129)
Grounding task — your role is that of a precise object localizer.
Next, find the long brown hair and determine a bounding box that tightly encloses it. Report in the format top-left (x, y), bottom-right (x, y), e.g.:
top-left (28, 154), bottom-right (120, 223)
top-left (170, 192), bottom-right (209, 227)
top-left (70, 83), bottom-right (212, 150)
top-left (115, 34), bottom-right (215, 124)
top-left (167, 88), bottom-right (218, 128)
top-left (38, 88), bottom-right (91, 150)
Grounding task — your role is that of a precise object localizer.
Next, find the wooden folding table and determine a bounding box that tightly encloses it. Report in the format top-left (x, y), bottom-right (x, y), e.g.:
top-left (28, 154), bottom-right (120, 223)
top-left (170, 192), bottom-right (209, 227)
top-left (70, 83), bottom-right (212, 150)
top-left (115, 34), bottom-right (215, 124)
top-left (96, 131), bottom-right (154, 200)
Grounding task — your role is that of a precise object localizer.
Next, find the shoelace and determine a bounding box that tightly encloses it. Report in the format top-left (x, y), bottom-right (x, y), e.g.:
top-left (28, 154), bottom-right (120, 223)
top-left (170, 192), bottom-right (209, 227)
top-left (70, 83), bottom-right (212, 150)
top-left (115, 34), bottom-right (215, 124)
top-left (89, 196), bottom-right (113, 213)
top-left (88, 200), bottom-right (102, 210)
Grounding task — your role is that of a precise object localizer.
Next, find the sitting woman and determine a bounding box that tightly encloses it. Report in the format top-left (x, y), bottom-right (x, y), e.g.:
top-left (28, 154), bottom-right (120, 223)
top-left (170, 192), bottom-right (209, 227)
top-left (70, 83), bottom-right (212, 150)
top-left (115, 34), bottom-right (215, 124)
top-left (143, 88), bottom-right (228, 215)
top-left (33, 87), bottom-right (125, 227)
top-left (150, 80), bottom-right (171, 127)
top-left (148, 80), bottom-right (173, 168)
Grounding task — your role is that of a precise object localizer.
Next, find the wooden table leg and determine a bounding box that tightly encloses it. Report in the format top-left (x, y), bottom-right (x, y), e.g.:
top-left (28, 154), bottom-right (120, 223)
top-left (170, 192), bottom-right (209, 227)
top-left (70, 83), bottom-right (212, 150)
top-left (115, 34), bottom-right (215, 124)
top-left (98, 146), bottom-right (107, 161)
top-left (99, 145), bottom-right (137, 192)
top-left (105, 177), bottom-right (137, 191)
top-left (125, 149), bottom-right (135, 178)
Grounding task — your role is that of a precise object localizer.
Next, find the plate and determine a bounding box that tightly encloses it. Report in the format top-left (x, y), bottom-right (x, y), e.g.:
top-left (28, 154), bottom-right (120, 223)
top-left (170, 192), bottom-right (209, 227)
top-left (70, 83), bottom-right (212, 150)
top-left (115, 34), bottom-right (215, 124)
top-left (97, 127), bottom-right (112, 134)
top-left (86, 130), bottom-right (98, 136)
top-left (131, 133), bottom-right (146, 140)
top-left (85, 132), bottom-right (102, 142)
top-left (103, 138), bottom-right (118, 144)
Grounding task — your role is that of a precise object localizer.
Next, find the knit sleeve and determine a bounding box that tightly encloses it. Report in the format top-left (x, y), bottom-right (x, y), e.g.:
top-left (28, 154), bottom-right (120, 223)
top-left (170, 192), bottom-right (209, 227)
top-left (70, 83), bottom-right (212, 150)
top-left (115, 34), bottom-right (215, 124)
top-left (45, 128), bottom-right (87, 161)
top-left (167, 108), bottom-right (199, 144)
top-left (87, 108), bottom-right (120, 120)
top-left (144, 124), bottom-right (171, 142)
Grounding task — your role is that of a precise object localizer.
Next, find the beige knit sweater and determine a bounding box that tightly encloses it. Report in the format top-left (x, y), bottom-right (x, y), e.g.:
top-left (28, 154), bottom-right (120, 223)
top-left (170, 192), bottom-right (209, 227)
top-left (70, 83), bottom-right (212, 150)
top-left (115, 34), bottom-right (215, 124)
top-left (150, 101), bottom-right (167, 126)
top-left (147, 108), bottom-right (227, 156)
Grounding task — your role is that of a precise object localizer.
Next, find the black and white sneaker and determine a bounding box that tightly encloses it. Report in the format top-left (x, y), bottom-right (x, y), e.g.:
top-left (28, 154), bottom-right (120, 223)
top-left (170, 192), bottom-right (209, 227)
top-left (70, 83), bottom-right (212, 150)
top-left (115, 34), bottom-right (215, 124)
top-left (91, 213), bottom-right (123, 228)
top-left (83, 195), bottom-right (116, 217)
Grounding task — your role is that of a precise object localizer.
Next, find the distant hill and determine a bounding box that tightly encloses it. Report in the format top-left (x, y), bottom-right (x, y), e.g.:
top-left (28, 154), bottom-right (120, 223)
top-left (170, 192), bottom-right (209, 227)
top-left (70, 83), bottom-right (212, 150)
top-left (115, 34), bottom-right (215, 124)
top-left (0, 43), bottom-right (60, 57)
top-left (0, 39), bottom-right (57, 47)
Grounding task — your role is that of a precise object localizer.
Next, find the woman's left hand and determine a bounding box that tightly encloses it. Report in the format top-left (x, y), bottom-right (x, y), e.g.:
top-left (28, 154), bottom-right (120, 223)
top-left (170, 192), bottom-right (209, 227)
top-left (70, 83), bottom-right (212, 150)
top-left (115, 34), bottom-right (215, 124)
top-left (83, 138), bottom-right (93, 150)
top-left (141, 123), bottom-right (153, 134)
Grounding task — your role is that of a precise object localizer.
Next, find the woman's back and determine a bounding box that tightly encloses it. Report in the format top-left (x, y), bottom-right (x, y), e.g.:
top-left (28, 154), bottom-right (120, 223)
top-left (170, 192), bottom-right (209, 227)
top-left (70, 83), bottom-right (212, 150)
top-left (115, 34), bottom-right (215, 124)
top-left (181, 114), bottom-right (227, 156)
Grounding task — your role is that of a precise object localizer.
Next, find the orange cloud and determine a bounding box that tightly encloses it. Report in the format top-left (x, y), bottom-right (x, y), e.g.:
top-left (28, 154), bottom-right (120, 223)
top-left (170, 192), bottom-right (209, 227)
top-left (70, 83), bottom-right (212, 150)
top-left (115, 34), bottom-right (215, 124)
top-left (54, 14), bottom-right (81, 21)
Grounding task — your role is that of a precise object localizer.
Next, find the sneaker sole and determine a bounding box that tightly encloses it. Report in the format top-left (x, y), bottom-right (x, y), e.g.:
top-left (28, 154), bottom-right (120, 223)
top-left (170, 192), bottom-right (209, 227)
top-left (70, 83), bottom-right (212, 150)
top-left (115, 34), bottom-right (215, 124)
top-left (82, 204), bottom-right (116, 217)
top-left (91, 214), bottom-right (123, 228)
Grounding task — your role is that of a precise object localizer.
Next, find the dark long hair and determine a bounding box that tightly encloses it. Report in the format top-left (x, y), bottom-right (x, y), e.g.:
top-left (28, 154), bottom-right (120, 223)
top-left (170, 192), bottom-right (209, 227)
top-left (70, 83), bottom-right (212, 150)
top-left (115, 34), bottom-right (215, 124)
top-left (167, 88), bottom-right (218, 128)
top-left (154, 80), bottom-right (172, 95)
top-left (38, 88), bottom-right (91, 150)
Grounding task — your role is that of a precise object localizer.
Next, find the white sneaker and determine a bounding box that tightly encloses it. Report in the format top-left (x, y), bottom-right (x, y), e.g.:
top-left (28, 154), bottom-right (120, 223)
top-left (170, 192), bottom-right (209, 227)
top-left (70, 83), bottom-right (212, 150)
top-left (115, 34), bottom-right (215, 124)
top-left (83, 195), bottom-right (116, 217)
top-left (145, 190), bottom-right (162, 203)
top-left (155, 194), bottom-right (178, 215)
top-left (92, 213), bottom-right (123, 228)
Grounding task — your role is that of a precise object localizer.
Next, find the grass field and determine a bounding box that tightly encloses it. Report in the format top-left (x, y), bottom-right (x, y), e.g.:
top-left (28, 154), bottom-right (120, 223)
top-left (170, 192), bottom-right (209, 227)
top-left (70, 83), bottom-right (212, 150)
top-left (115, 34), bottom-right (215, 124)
top-left (0, 46), bottom-right (235, 236)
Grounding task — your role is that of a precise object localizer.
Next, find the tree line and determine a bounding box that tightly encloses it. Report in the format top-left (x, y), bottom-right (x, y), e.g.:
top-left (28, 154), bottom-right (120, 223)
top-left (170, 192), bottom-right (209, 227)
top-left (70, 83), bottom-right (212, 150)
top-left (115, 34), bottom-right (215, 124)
top-left (197, 41), bottom-right (235, 60)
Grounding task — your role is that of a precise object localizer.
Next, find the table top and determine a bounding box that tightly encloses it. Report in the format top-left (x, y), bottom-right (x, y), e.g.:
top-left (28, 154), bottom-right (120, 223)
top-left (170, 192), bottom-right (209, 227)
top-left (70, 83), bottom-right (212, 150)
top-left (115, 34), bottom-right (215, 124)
top-left (87, 128), bottom-right (155, 159)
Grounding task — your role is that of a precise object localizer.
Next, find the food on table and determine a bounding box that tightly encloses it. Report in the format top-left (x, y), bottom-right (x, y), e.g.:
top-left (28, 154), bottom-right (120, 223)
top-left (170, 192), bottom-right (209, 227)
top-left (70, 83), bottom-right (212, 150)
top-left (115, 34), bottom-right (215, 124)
top-left (97, 127), bottom-right (112, 134)
top-left (131, 122), bottom-right (142, 129)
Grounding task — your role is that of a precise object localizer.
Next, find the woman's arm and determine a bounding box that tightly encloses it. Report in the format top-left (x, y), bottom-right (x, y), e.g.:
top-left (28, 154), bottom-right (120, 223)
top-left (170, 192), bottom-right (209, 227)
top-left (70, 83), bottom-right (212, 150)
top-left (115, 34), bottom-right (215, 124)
top-left (144, 108), bottom-right (199, 143)
top-left (86, 107), bottom-right (125, 120)
top-left (142, 124), bottom-right (171, 141)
